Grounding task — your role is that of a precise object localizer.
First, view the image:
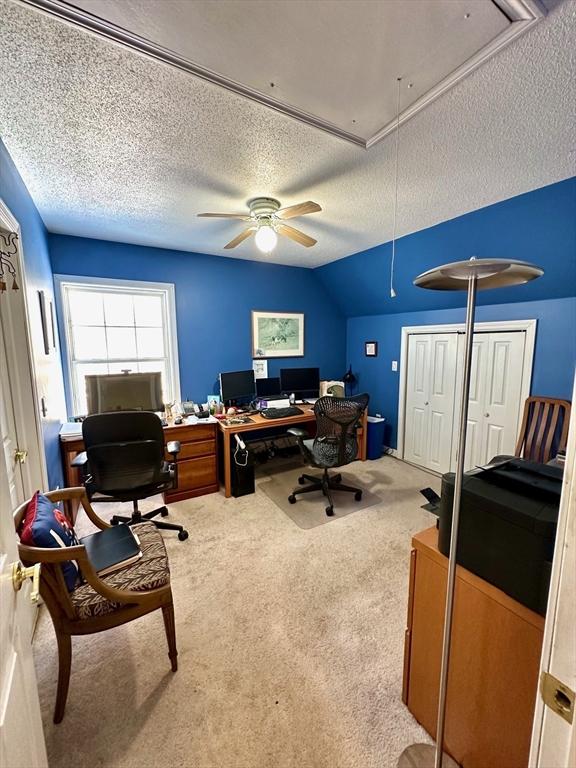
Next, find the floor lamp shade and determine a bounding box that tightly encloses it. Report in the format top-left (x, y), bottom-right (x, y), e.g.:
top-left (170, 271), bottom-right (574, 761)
top-left (398, 258), bottom-right (543, 768)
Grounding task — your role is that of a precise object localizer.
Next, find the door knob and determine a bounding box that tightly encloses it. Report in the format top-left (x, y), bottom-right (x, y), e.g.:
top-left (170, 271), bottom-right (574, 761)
top-left (14, 448), bottom-right (28, 464)
top-left (484, 413), bottom-right (490, 418)
top-left (424, 401), bottom-right (429, 406)
top-left (11, 562), bottom-right (41, 602)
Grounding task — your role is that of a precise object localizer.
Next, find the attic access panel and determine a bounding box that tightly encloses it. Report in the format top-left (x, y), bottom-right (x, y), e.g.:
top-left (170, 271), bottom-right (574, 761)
top-left (19, 0), bottom-right (545, 147)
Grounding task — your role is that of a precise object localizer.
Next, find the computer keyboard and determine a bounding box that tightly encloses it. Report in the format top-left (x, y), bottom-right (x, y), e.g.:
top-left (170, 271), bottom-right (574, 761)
top-left (259, 406), bottom-right (304, 419)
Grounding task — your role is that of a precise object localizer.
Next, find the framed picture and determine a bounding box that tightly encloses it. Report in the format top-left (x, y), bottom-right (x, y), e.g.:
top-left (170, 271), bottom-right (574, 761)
top-left (38, 290), bottom-right (50, 355)
top-left (252, 310), bottom-right (304, 358)
top-left (252, 359), bottom-right (268, 379)
top-left (365, 341), bottom-right (378, 357)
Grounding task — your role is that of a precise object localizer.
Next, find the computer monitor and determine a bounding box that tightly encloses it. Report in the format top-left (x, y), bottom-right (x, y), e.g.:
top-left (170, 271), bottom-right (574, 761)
top-left (255, 377), bottom-right (281, 398)
top-left (219, 369), bottom-right (256, 403)
top-left (85, 372), bottom-right (164, 414)
top-left (279, 367), bottom-right (320, 397)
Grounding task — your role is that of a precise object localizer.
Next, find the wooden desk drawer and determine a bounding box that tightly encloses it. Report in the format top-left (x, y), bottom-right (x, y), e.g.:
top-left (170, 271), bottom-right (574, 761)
top-left (177, 455), bottom-right (217, 490)
top-left (165, 424), bottom-right (215, 442)
top-left (173, 439), bottom-right (215, 460)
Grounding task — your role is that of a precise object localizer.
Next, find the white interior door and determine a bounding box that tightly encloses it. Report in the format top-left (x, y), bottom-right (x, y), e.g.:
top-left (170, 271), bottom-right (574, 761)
top-left (462, 335), bottom-right (491, 469)
top-left (404, 334), bottom-right (431, 467)
top-left (426, 334), bottom-right (458, 473)
top-left (529, 374), bottom-right (576, 767)
top-left (0, 309), bottom-right (48, 768)
top-left (454, 331), bottom-right (526, 471)
top-left (404, 333), bottom-right (457, 473)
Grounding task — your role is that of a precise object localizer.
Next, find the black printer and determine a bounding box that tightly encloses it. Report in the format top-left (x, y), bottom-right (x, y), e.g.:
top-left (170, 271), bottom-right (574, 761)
top-left (438, 459), bottom-right (562, 615)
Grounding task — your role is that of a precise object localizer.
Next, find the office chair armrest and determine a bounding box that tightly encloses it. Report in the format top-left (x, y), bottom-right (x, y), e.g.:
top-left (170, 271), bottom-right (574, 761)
top-left (287, 427), bottom-right (308, 440)
top-left (71, 451), bottom-right (87, 467)
top-left (166, 440), bottom-right (181, 456)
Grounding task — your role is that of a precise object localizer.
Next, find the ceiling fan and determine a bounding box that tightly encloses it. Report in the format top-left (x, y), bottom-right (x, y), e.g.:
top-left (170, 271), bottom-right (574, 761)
top-left (197, 197), bottom-right (322, 253)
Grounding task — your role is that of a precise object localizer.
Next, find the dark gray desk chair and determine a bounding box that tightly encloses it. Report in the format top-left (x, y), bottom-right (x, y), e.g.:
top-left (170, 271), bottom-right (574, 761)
top-left (74, 411), bottom-right (189, 540)
top-left (287, 393), bottom-right (370, 516)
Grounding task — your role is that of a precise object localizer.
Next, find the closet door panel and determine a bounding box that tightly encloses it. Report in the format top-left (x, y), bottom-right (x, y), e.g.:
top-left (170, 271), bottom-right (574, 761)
top-left (426, 334), bottom-right (457, 473)
top-left (404, 336), bottom-right (431, 466)
top-left (480, 332), bottom-right (525, 463)
top-left (458, 337), bottom-right (489, 472)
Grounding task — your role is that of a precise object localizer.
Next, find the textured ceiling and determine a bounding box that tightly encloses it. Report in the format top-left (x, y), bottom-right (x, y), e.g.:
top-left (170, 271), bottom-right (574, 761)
top-left (40, 0), bottom-right (511, 144)
top-left (0, 0), bottom-right (575, 268)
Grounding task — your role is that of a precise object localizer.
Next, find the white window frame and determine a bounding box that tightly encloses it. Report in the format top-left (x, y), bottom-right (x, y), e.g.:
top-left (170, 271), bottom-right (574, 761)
top-left (54, 274), bottom-right (180, 415)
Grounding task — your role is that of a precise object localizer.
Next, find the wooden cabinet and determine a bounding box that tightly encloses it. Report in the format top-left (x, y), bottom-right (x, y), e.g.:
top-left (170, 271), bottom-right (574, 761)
top-left (403, 527), bottom-right (544, 768)
top-left (163, 422), bottom-right (218, 502)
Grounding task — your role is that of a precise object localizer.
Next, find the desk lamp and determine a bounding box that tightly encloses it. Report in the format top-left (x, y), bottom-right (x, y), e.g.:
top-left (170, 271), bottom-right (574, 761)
top-left (398, 257), bottom-right (543, 768)
top-left (342, 365), bottom-right (357, 396)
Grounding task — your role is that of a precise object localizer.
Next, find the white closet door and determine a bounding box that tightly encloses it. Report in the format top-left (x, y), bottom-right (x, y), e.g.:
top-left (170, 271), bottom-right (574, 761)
top-left (453, 331), bottom-right (526, 471)
top-left (404, 333), bottom-right (457, 472)
top-left (481, 332), bottom-right (526, 461)
top-left (462, 335), bottom-right (490, 470)
top-left (427, 334), bottom-right (458, 472)
top-left (404, 335), bottom-right (431, 466)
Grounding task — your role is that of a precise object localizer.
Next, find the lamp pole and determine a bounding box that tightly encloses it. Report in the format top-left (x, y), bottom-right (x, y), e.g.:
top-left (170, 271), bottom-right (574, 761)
top-left (397, 258), bottom-right (543, 768)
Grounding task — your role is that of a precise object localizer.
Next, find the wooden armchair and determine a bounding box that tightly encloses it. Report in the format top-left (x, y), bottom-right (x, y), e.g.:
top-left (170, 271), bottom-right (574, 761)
top-left (13, 487), bottom-right (178, 724)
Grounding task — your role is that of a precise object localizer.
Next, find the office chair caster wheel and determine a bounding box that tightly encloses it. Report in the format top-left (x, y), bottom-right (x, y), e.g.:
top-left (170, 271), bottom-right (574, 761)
top-left (334, 474), bottom-right (342, 484)
top-left (298, 476), bottom-right (306, 485)
top-left (160, 508), bottom-right (169, 517)
top-left (288, 494), bottom-right (297, 504)
top-left (354, 491), bottom-right (362, 501)
top-left (325, 505), bottom-right (334, 516)
top-left (178, 530), bottom-right (189, 541)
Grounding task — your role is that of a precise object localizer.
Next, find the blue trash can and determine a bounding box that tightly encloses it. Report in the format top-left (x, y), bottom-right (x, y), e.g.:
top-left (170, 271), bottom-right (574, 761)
top-left (366, 416), bottom-right (386, 460)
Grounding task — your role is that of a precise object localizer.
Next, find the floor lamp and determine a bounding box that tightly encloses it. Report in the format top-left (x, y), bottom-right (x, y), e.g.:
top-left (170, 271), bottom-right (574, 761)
top-left (398, 257), bottom-right (543, 768)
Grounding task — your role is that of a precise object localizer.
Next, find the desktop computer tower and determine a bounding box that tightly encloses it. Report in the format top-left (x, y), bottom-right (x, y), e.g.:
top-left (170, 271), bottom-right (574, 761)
top-left (230, 449), bottom-right (255, 497)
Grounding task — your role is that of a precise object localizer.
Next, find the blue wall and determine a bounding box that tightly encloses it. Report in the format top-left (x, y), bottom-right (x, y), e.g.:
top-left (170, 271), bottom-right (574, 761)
top-left (317, 177), bottom-right (576, 317)
top-left (314, 177), bottom-right (576, 450)
top-left (0, 139), bottom-right (66, 489)
top-left (348, 297), bottom-right (576, 449)
top-left (49, 234), bottom-right (347, 410)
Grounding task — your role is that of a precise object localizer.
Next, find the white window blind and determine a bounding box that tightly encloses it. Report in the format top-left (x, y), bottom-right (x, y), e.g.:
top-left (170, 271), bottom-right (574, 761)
top-left (57, 277), bottom-right (180, 415)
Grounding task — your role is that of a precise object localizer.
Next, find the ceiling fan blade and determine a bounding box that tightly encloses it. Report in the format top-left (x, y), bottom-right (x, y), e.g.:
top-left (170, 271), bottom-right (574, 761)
top-left (275, 201), bottom-right (322, 220)
top-left (198, 213), bottom-right (252, 220)
top-left (276, 223), bottom-right (317, 247)
top-left (223, 228), bottom-right (255, 249)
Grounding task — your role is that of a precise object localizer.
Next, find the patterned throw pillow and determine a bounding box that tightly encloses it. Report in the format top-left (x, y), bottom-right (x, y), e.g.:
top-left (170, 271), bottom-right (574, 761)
top-left (20, 492), bottom-right (80, 591)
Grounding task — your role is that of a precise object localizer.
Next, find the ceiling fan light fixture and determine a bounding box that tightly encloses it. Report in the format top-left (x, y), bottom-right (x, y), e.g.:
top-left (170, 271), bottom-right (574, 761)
top-left (255, 224), bottom-right (278, 253)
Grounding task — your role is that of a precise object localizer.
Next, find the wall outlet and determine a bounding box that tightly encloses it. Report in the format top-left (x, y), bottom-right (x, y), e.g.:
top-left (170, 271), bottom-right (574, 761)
top-left (391, 360), bottom-right (398, 372)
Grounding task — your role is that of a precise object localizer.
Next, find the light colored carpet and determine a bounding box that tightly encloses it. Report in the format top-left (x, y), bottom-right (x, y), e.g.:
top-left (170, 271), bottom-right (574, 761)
top-left (258, 463), bottom-right (382, 528)
top-left (33, 456), bottom-right (437, 768)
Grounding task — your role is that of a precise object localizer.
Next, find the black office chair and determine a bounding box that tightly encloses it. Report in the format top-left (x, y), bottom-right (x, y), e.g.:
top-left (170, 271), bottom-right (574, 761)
top-left (73, 411), bottom-right (189, 540)
top-left (287, 393), bottom-right (370, 516)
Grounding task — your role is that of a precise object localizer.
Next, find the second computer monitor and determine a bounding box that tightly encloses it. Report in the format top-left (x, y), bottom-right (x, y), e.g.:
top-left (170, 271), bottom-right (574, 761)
top-left (255, 377), bottom-right (282, 398)
top-left (279, 367), bottom-right (320, 398)
top-left (219, 369), bottom-right (256, 403)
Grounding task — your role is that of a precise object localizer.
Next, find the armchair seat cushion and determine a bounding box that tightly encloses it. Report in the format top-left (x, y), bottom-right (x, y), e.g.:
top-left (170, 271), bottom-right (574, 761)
top-left (71, 522), bottom-right (169, 619)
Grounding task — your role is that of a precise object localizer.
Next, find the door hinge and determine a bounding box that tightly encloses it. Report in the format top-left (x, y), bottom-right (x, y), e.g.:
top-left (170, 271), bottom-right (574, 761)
top-left (541, 671), bottom-right (575, 724)
top-left (14, 448), bottom-right (28, 464)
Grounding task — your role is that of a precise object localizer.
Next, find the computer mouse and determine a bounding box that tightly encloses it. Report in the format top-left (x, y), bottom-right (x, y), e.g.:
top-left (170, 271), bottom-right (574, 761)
top-left (174, 417), bottom-right (183, 425)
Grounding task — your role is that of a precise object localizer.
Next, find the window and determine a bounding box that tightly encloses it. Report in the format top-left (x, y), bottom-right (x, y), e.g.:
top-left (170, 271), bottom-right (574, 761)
top-left (56, 276), bottom-right (180, 415)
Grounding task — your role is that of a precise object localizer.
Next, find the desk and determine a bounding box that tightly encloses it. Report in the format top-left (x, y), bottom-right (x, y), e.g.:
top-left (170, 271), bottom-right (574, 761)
top-left (60, 419), bottom-right (219, 517)
top-left (217, 406), bottom-right (367, 498)
top-left (403, 527), bottom-right (544, 768)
